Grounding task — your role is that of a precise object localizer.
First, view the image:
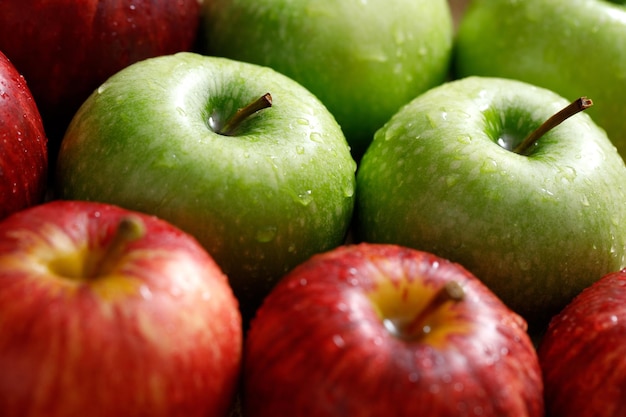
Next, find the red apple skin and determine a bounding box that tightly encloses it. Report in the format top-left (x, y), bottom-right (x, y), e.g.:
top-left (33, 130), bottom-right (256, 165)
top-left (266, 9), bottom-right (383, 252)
top-left (0, 50), bottom-right (48, 220)
top-left (244, 243), bottom-right (544, 417)
top-left (538, 270), bottom-right (626, 417)
top-left (0, 0), bottom-right (201, 144)
top-left (0, 200), bottom-right (242, 417)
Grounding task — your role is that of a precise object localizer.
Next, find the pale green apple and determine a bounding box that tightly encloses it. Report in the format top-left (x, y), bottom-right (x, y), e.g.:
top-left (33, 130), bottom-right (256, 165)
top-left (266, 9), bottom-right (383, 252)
top-left (201, 0), bottom-right (454, 158)
top-left (454, 0), bottom-right (626, 158)
top-left (55, 52), bottom-right (357, 321)
top-left (355, 76), bottom-right (626, 326)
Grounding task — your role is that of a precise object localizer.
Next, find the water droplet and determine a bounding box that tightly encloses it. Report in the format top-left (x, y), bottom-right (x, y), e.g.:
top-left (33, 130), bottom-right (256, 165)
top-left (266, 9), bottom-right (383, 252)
top-left (309, 132), bottom-right (323, 143)
top-left (332, 334), bottom-right (345, 348)
top-left (295, 190), bottom-right (313, 206)
top-left (139, 285), bottom-right (152, 300)
top-left (176, 106), bottom-right (186, 116)
top-left (580, 195), bottom-right (590, 207)
top-left (296, 145), bottom-right (305, 155)
top-left (255, 226), bottom-right (277, 243)
top-left (481, 158), bottom-right (498, 173)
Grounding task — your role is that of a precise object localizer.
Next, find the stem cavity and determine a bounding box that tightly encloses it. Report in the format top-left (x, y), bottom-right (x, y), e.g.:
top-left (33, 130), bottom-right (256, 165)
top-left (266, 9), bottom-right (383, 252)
top-left (214, 93), bottom-right (273, 136)
top-left (87, 215), bottom-right (146, 278)
top-left (514, 96), bottom-right (593, 155)
top-left (392, 281), bottom-right (465, 341)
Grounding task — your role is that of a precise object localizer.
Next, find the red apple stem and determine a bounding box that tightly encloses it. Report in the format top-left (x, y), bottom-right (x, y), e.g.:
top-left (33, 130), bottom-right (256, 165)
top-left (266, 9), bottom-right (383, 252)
top-left (514, 96), bottom-right (593, 155)
top-left (218, 92), bottom-right (273, 136)
top-left (87, 215), bottom-right (146, 278)
top-left (402, 281), bottom-right (465, 339)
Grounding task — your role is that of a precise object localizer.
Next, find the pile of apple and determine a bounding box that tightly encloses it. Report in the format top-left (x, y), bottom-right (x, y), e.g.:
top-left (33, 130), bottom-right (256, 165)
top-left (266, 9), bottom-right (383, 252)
top-left (2, 1), bottom-right (626, 416)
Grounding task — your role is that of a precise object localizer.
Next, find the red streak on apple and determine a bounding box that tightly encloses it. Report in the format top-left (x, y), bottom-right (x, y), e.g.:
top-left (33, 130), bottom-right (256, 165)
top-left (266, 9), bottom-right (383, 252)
top-left (0, 201), bottom-right (242, 417)
top-left (244, 243), bottom-right (543, 416)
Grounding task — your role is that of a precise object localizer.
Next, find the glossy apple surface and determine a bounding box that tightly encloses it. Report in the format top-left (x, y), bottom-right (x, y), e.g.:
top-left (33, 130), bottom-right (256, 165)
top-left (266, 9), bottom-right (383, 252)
top-left (0, 200), bottom-right (242, 417)
top-left (355, 76), bottom-right (626, 327)
top-left (538, 269), bottom-right (626, 417)
top-left (454, 0), bottom-right (626, 158)
top-left (201, 0), bottom-right (454, 158)
top-left (0, 50), bottom-right (47, 220)
top-left (244, 243), bottom-right (543, 416)
top-left (55, 52), bottom-right (356, 321)
top-left (0, 0), bottom-right (201, 145)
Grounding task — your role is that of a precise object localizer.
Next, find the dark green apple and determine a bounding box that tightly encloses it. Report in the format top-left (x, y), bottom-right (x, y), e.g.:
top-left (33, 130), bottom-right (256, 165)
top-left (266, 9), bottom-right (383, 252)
top-left (355, 76), bottom-right (626, 327)
top-left (454, 0), bottom-right (626, 158)
top-left (55, 52), bottom-right (356, 321)
top-left (201, 0), bottom-right (454, 158)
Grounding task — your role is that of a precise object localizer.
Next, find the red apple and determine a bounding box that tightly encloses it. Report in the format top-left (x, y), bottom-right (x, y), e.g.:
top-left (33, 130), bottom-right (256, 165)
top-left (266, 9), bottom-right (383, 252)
top-left (244, 243), bottom-right (544, 416)
top-left (0, 50), bottom-right (48, 220)
top-left (0, 200), bottom-right (242, 417)
top-left (538, 269), bottom-right (626, 417)
top-left (0, 0), bottom-right (202, 144)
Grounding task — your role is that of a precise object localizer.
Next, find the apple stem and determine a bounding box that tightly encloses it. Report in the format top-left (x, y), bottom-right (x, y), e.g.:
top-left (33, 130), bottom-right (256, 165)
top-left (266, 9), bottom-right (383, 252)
top-left (218, 93), bottom-right (273, 136)
top-left (87, 216), bottom-right (146, 278)
top-left (402, 281), bottom-right (465, 339)
top-left (514, 96), bottom-right (593, 155)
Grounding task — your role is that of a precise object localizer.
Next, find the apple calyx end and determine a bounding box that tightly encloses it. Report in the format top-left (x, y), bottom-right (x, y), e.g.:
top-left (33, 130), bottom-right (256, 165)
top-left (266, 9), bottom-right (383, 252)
top-left (394, 280), bottom-right (465, 341)
top-left (514, 96), bottom-right (593, 155)
top-left (214, 92), bottom-right (273, 136)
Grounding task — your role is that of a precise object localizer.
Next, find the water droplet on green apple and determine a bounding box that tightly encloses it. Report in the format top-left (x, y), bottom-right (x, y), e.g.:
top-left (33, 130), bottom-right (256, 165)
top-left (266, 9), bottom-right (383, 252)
top-left (394, 28), bottom-right (405, 45)
top-left (296, 118), bottom-right (309, 126)
top-left (309, 132), bottom-right (323, 143)
top-left (446, 175), bottom-right (459, 187)
top-left (580, 195), bottom-right (590, 206)
top-left (480, 158), bottom-right (499, 173)
top-left (518, 259), bottom-right (531, 271)
top-left (176, 106), bottom-right (187, 117)
top-left (255, 226), bottom-right (277, 243)
top-left (294, 190), bottom-right (313, 206)
top-left (295, 145), bottom-right (305, 155)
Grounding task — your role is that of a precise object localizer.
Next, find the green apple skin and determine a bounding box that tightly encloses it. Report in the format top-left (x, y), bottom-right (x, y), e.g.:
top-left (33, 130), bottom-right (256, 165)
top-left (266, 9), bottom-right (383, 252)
top-left (355, 76), bottom-right (626, 327)
top-left (56, 52), bottom-right (356, 321)
top-left (454, 0), bottom-right (626, 158)
top-left (201, 0), bottom-right (454, 158)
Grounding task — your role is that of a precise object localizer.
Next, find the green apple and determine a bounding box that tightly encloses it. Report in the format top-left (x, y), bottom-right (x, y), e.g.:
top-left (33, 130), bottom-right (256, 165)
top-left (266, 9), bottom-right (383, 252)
top-left (55, 52), bottom-right (357, 321)
top-left (454, 0), bottom-right (626, 158)
top-left (201, 0), bottom-right (454, 158)
top-left (355, 76), bottom-right (626, 327)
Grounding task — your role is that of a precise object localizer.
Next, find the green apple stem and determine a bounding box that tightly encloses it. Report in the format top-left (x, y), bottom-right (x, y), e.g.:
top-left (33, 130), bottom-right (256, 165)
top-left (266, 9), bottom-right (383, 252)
top-left (218, 92), bottom-right (273, 136)
top-left (87, 216), bottom-right (146, 278)
top-left (514, 96), bottom-right (593, 155)
top-left (401, 281), bottom-right (465, 339)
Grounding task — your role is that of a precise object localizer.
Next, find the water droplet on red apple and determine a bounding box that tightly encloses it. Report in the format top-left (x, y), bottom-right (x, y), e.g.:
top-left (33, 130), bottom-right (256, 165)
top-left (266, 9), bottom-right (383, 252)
top-left (139, 285), bottom-right (152, 300)
top-left (332, 334), bottom-right (345, 348)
